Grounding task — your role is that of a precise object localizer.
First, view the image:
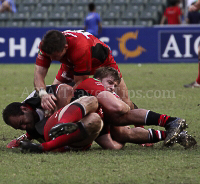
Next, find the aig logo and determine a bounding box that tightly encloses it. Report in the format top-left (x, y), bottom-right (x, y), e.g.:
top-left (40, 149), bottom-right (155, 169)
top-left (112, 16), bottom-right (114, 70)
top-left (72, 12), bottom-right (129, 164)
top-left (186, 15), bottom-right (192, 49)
top-left (117, 31), bottom-right (146, 60)
top-left (160, 31), bottom-right (200, 61)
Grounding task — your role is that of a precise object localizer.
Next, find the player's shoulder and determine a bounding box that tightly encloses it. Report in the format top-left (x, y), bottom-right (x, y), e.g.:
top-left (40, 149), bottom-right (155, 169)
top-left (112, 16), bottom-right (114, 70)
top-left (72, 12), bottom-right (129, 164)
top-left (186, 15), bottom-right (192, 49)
top-left (77, 78), bottom-right (105, 90)
top-left (83, 78), bottom-right (103, 85)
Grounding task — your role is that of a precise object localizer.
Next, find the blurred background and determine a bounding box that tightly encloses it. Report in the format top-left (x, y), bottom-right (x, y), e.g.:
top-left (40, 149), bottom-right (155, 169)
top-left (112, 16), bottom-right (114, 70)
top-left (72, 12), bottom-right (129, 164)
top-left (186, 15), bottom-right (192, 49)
top-left (0, 0), bottom-right (198, 64)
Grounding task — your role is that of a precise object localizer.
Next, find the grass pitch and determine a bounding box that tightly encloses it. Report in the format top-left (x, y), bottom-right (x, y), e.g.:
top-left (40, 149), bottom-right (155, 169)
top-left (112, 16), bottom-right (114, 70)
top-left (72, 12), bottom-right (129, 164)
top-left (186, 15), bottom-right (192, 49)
top-left (0, 63), bottom-right (200, 184)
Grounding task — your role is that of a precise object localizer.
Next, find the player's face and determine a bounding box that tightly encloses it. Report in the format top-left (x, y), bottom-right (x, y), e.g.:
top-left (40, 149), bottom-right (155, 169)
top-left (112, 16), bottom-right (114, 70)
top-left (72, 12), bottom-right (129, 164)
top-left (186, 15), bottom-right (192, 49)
top-left (9, 110), bottom-right (35, 131)
top-left (47, 45), bottom-right (68, 61)
top-left (101, 76), bottom-right (118, 93)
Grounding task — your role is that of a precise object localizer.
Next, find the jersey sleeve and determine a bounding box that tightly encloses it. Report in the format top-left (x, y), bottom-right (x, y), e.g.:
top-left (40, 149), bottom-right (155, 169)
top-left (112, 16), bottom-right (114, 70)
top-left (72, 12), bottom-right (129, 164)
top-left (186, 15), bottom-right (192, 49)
top-left (35, 43), bottom-right (52, 68)
top-left (75, 78), bottom-right (105, 96)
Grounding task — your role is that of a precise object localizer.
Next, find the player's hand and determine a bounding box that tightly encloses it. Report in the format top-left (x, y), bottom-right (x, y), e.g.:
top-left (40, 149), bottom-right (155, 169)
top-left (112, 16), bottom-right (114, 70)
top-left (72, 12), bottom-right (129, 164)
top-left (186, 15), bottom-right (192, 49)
top-left (19, 141), bottom-right (43, 153)
top-left (41, 93), bottom-right (57, 112)
top-left (189, 5), bottom-right (198, 11)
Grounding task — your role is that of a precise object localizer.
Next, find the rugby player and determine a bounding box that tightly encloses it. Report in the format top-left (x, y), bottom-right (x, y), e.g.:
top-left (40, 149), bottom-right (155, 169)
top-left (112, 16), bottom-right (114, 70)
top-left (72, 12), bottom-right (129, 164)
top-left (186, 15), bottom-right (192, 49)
top-left (34, 29), bottom-right (135, 114)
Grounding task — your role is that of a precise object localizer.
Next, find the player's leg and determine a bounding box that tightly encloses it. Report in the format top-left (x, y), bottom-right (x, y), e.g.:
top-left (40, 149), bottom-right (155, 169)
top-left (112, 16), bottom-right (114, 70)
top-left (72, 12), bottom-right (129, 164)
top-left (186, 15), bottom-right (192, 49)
top-left (54, 84), bottom-right (73, 110)
top-left (109, 109), bottom-right (187, 144)
top-left (67, 113), bottom-right (103, 149)
top-left (110, 126), bottom-right (166, 144)
top-left (196, 45), bottom-right (200, 85)
top-left (41, 112), bottom-right (103, 152)
top-left (25, 96), bottom-right (100, 152)
top-left (97, 90), bottom-right (188, 146)
top-left (20, 112), bottom-right (103, 152)
top-left (184, 45), bottom-right (200, 88)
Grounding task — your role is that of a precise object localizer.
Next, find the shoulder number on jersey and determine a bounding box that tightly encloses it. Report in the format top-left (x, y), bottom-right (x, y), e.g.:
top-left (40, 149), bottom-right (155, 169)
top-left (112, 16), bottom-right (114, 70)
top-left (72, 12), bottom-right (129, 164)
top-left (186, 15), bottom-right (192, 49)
top-left (62, 30), bottom-right (92, 39)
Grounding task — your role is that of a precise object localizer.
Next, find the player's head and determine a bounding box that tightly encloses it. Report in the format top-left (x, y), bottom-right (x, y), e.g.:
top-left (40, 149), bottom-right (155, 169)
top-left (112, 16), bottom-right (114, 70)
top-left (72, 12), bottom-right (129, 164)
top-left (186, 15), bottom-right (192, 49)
top-left (169, 0), bottom-right (178, 6)
top-left (88, 3), bottom-right (95, 12)
top-left (41, 30), bottom-right (68, 60)
top-left (94, 67), bottom-right (121, 92)
top-left (2, 102), bottom-right (37, 131)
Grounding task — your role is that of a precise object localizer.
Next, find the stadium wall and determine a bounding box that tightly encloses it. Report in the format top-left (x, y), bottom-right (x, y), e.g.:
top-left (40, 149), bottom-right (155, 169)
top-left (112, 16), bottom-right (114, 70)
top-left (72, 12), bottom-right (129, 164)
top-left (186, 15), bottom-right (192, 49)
top-left (0, 25), bottom-right (199, 64)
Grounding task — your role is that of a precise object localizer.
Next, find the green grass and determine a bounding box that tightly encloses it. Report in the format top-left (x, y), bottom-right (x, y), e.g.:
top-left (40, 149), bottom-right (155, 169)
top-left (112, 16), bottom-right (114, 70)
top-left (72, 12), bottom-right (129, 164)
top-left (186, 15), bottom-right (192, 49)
top-left (0, 63), bottom-right (200, 184)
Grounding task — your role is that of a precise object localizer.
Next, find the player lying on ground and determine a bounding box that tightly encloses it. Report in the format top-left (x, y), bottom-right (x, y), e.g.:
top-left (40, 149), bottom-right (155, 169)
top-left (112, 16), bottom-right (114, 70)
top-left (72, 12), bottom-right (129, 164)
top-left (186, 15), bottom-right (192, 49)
top-left (3, 93), bottom-right (195, 153)
top-left (4, 95), bottom-right (105, 152)
top-left (4, 67), bottom-right (196, 152)
top-left (1, 83), bottom-right (165, 151)
top-left (2, 83), bottom-right (151, 151)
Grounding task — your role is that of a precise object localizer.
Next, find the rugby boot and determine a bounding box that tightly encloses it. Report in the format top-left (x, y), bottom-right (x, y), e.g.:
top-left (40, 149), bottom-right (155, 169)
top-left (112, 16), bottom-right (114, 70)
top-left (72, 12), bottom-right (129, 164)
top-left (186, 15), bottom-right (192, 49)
top-left (176, 131), bottom-right (197, 149)
top-left (184, 81), bottom-right (200, 88)
top-left (164, 118), bottom-right (188, 146)
top-left (20, 141), bottom-right (43, 153)
top-left (49, 122), bottom-right (78, 139)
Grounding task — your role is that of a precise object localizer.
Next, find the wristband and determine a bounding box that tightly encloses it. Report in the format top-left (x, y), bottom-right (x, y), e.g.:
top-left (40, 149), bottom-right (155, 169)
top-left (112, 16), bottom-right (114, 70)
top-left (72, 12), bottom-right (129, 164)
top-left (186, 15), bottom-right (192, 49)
top-left (39, 89), bottom-right (48, 98)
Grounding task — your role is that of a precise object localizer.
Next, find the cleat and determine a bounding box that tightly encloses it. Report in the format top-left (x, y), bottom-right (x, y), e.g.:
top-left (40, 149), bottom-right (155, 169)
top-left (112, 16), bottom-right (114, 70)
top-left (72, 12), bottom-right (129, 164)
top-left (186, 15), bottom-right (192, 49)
top-left (49, 122), bottom-right (78, 139)
top-left (184, 81), bottom-right (200, 88)
top-left (20, 141), bottom-right (43, 153)
top-left (164, 118), bottom-right (187, 146)
top-left (176, 131), bottom-right (197, 149)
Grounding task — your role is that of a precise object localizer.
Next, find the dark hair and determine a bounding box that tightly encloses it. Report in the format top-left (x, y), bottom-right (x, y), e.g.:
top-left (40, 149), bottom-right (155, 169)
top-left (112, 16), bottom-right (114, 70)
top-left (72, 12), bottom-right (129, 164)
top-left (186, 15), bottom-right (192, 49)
top-left (169, 0), bottom-right (178, 6)
top-left (2, 102), bottom-right (24, 125)
top-left (93, 67), bottom-right (121, 84)
top-left (41, 30), bottom-right (66, 55)
top-left (89, 3), bottom-right (95, 11)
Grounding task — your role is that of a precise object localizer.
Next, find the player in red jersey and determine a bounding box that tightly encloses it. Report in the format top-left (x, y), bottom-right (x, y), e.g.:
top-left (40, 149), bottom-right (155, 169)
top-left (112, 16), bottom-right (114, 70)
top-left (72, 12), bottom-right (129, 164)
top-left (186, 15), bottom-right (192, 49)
top-left (34, 29), bottom-right (135, 114)
top-left (160, 0), bottom-right (182, 25)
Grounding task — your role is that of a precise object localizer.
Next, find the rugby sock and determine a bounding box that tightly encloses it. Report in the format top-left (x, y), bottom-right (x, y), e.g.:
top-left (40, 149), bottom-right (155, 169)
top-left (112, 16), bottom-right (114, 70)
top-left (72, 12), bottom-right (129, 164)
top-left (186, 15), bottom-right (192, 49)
top-left (42, 122), bottom-right (88, 151)
top-left (196, 62), bottom-right (200, 84)
top-left (145, 111), bottom-right (176, 127)
top-left (59, 102), bottom-right (86, 123)
top-left (148, 129), bottom-right (166, 143)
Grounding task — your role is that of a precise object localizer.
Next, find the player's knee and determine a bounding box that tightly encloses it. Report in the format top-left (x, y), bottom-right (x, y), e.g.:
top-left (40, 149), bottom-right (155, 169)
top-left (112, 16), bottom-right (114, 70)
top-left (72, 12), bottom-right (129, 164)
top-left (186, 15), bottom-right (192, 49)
top-left (57, 84), bottom-right (73, 99)
top-left (87, 96), bottom-right (99, 110)
top-left (84, 113), bottom-right (103, 135)
top-left (79, 96), bottom-right (99, 113)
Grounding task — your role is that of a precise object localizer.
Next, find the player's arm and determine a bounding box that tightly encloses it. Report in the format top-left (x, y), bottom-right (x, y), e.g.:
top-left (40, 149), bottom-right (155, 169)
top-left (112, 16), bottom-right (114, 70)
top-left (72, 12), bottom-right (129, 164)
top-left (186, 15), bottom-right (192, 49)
top-left (189, 0), bottom-right (200, 11)
top-left (53, 78), bottom-right (62, 85)
top-left (98, 22), bottom-right (102, 35)
top-left (34, 65), bottom-right (48, 91)
top-left (34, 65), bottom-right (57, 111)
top-left (160, 15), bottom-right (166, 24)
top-left (97, 91), bottom-right (130, 116)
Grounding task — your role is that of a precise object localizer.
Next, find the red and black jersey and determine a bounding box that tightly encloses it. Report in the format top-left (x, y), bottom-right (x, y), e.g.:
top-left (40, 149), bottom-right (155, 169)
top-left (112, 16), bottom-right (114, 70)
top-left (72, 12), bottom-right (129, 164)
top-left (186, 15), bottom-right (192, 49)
top-left (36, 30), bottom-right (121, 83)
